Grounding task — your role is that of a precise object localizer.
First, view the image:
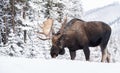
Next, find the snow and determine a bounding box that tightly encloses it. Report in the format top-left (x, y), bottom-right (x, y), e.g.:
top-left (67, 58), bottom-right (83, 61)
top-left (0, 56), bottom-right (120, 73)
top-left (83, 2), bottom-right (120, 23)
top-left (1, 1), bottom-right (120, 73)
top-left (82, 0), bottom-right (120, 11)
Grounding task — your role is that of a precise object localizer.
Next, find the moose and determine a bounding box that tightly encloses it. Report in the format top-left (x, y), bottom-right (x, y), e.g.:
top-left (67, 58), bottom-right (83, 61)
top-left (38, 17), bottom-right (111, 62)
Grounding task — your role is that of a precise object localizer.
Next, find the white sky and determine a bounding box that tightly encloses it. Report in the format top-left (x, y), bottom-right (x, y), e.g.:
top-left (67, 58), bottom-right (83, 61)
top-left (82, 0), bottom-right (120, 11)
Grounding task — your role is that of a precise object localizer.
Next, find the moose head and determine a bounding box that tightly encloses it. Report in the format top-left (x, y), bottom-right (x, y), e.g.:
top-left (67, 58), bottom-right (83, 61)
top-left (37, 16), bottom-right (67, 58)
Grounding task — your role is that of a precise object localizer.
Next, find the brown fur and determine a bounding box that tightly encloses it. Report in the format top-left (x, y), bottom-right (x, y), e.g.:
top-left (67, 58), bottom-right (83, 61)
top-left (50, 18), bottom-right (111, 62)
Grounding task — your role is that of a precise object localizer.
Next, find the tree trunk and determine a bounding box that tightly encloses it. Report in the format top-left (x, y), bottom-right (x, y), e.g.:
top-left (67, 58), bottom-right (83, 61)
top-left (23, 3), bottom-right (27, 43)
top-left (2, 15), bottom-right (7, 45)
top-left (24, 30), bottom-right (27, 43)
top-left (11, 0), bottom-right (15, 32)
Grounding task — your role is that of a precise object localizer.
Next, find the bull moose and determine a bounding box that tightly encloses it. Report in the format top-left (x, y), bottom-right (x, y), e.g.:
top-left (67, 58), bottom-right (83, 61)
top-left (50, 18), bottom-right (111, 62)
top-left (38, 17), bottom-right (111, 62)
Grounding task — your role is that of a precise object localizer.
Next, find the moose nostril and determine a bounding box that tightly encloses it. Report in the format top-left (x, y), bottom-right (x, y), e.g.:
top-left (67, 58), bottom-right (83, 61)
top-left (53, 55), bottom-right (57, 58)
top-left (51, 53), bottom-right (57, 58)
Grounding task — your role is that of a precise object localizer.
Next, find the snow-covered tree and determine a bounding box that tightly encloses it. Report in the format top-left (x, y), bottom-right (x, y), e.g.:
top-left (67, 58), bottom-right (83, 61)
top-left (62, 0), bottom-right (83, 20)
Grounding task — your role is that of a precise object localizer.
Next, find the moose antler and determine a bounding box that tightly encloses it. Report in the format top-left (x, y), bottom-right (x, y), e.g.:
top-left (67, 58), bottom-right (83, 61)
top-left (59, 16), bottom-right (67, 33)
top-left (52, 16), bottom-right (68, 42)
top-left (37, 18), bottom-right (54, 40)
top-left (37, 16), bottom-right (67, 40)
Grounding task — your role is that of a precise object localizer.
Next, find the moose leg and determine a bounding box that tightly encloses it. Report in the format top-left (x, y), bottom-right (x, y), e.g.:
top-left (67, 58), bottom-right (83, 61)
top-left (83, 47), bottom-right (90, 61)
top-left (106, 51), bottom-right (110, 63)
top-left (100, 45), bottom-right (110, 62)
top-left (69, 50), bottom-right (76, 60)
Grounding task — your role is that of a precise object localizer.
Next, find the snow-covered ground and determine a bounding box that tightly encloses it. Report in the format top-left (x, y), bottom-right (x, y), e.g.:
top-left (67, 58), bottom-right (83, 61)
top-left (0, 56), bottom-right (120, 73)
